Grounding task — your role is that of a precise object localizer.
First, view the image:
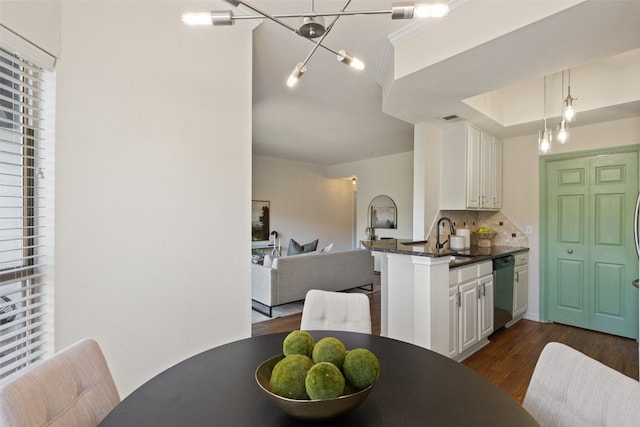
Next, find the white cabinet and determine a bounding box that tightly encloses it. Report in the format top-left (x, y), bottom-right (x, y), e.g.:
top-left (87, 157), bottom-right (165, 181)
top-left (449, 261), bottom-right (494, 359)
top-left (441, 123), bottom-right (502, 210)
top-left (447, 270), bottom-right (459, 359)
top-left (513, 253), bottom-right (529, 319)
top-left (478, 271), bottom-right (494, 339)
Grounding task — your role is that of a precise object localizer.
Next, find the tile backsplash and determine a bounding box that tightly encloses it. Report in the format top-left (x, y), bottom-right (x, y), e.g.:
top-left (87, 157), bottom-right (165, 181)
top-left (426, 210), bottom-right (529, 248)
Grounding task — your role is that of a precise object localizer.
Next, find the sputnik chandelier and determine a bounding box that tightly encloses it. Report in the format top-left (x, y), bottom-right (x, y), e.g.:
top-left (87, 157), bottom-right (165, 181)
top-left (182, 0), bottom-right (450, 87)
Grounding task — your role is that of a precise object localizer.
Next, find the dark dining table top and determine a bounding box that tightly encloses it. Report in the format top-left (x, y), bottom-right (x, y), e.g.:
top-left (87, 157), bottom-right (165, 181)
top-left (100, 331), bottom-right (539, 426)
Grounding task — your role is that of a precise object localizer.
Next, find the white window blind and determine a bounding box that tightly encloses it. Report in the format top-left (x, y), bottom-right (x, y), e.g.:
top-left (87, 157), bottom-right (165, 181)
top-left (0, 45), bottom-right (52, 380)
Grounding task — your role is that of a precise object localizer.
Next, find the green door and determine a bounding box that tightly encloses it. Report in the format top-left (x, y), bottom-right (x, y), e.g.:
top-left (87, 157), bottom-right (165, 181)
top-left (546, 151), bottom-right (639, 339)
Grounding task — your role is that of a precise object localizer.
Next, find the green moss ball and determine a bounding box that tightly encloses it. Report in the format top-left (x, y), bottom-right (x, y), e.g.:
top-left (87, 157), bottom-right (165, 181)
top-left (269, 354), bottom-right (314, 400)
top-left (312, 337), bottom-right (347, 369)
top-left (342, 348), bottom-right (380, 390)
top-left (283, 330), bottom-right (314, 357)
top-left (305, 362), bottom-right (346, 400)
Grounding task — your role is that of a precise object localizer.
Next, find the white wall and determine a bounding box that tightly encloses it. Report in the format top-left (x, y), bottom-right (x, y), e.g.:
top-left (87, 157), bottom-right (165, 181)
top-left (0, 0), bottom-right (61, 58)
top-left (253, 155), bottom-right (354, 251)
top-left (55, 1), bottom-right (252, 396)
top-left (413, 123), bottom-right (442, 240)
top-left (503, 116), bottom-right (640, 321)
top-left (328, 151), bottom-right (414, 243)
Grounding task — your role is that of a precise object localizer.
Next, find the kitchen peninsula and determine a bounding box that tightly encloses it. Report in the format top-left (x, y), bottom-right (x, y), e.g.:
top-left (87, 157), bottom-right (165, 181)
top-left (362, 239), bottom-right (528, 360)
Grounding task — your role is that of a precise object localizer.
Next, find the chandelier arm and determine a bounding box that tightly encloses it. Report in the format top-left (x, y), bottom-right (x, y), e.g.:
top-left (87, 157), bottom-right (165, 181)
top-left (232, 0), bottom-right (341, 57)
top-left (299, 0), bottom-right (353, 69)
top-left (232, 10), bottom-right (394, 20)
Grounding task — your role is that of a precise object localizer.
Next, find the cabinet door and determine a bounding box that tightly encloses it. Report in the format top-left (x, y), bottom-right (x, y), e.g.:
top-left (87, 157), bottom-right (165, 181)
top-left (465, 126), bottom-right (481, 209)
top-left (479, 132), bottom-right (493, 209)
top-left (458, 280), bottom-right (478, 353)
top-left (448, 285), bottom-right (459, 358)
top-left (478, 274), bottom-right (494, 339)
top-left (514, 265), bottom-right (528, 317)
top-left (492, 138), bottom-right (503, 209)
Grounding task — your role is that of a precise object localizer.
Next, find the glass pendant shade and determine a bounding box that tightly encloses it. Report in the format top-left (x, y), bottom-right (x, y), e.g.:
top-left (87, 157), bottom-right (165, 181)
top-left (557, 119), bottom-right (568, 144)
top-left (538, 129), bottom-right (551, 154)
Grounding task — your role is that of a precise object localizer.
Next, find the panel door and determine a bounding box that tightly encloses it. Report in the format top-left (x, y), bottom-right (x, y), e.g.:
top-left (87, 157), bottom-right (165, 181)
top-left (448, 285), bottom-right (459, 358)
top-left (465, 126), bottom-right (481, 209)
top-left (547, 157), bottom-right (590, 327)
top-left (514, 264), bottom-right (528, 317)
top-left (478, 274), bottom-right (494, 339)
top-left (588, 153), bottom-right (638, 338)
top-left (458, 280), bottom-right (478, 353)
top-left (546, 152), bottom-right (639, 338)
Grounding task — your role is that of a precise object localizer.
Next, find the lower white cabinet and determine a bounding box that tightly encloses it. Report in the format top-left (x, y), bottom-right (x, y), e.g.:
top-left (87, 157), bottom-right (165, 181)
top-left (448, 261), bottom-right (494, 360)
top-left (478, 272), bottom-right (494, 340)
top-left (513, 253), bottom-right (529, 319)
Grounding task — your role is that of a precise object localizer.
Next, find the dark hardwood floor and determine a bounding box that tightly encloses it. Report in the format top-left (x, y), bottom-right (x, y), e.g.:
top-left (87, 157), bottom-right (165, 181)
top-left (252, 275), bottom-right (639, 403)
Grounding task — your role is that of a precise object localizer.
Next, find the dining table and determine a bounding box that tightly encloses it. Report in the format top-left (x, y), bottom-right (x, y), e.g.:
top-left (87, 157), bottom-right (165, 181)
top-left (99, 330), bottom-right (539, 426)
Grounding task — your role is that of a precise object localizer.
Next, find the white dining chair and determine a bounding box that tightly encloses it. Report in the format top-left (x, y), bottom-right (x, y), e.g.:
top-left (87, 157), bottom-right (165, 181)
top-left (300, 289), bottom-right (372, 334)
top-left (523, 341), bottom-right (640, 427)
top-left (0, 338), bottom-right (120, 427)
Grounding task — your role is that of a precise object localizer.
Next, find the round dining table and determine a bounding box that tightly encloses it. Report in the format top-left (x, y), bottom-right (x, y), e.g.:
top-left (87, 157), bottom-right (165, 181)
top-left (100, 331), bottom-right (539, 426)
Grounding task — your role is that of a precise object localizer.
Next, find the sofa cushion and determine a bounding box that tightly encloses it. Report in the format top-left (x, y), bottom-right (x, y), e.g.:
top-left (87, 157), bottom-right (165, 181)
top-left (287, 238), bottom-right (319, 255)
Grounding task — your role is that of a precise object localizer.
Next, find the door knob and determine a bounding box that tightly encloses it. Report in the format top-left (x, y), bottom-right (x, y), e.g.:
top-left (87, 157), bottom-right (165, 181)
top-left (567, 249), bottom-right (573, 254)
top-left (633, 279), bottom-right (639, 289)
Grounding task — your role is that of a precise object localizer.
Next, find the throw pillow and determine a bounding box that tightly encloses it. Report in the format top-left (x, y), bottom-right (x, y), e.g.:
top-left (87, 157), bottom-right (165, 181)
top-left (320, 243), bottom-right (334, 252)
top-left (287, 238), bottom-right (319, 255)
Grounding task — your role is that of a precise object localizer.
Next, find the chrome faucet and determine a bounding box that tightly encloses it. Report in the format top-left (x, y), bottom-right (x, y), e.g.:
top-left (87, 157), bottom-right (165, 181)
top-left (436, 217), bottom-right (456, 250)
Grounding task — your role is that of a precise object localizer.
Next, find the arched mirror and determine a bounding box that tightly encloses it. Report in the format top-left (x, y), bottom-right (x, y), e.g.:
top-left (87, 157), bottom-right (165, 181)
top-left (368, 195), bottom-right (397, 230)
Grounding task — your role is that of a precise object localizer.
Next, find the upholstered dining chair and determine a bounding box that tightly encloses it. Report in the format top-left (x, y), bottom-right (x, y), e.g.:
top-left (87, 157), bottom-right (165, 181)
top-left (0, 338), bottom-right (120, 427)
top-left (300, 289), bottom-right (372, 334)
top-left (523, 341), bottom-right (640, 427)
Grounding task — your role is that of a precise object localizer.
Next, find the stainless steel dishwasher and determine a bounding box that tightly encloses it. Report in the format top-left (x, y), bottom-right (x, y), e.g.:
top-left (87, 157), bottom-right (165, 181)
top-left (493, 255), bottom-right (515, 331)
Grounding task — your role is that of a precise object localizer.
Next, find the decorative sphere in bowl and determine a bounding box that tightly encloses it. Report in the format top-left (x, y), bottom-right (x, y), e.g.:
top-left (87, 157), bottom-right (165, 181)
top-left (255, 354), bottom-right (376, 421)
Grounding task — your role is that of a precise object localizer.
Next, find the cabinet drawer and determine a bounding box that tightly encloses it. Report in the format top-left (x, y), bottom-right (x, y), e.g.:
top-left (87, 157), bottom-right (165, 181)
top-left (477, 261), bottom-right (492, 277)
top-left (449, 270), bottom-right (458, 286)
top-left (459, 265), bottom-right (477, 282)
top-left (514, 253), bottom-right (528, 267)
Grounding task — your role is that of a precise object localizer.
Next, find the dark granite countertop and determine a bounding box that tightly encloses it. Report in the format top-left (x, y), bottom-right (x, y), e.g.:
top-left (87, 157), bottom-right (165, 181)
top-left (362, 239), bottom-right (529, 268)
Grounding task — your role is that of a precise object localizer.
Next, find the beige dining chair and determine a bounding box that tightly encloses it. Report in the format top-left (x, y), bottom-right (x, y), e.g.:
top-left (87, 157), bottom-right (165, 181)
top-left (300, 289), bottom-right (372, 333)
top-left (523, 341), bottom-right (640, 427)
top-left (0, 338), bottom-right (120, 427)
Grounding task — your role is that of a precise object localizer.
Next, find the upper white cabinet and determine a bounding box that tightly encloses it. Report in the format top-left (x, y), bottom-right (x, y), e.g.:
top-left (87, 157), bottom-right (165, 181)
top-left (441, 124), bottom-right (503, 210)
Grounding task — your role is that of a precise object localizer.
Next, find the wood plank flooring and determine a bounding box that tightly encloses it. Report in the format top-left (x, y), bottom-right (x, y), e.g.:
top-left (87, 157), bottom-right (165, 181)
top-left (252, 275), bottom-right (639, 403)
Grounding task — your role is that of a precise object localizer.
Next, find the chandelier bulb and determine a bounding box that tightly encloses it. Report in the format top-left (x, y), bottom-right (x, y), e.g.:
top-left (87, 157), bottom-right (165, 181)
top-left (415, 3), bottom-right (450, 18)
top-left (182, 12), bottom-right (213, 26)
top-left (286, 63), bottom-right (306, 88)
top-left (337, 50), bottom-right (365, 71)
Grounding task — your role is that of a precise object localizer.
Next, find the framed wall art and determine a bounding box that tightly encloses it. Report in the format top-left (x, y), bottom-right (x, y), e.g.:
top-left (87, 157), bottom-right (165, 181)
top-left (252, 200), bottom-right (270, 241)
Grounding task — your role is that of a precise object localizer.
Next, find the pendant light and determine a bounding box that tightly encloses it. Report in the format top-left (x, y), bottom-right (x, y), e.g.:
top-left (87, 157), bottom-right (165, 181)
top-left (563, 69), bottom-right (577, 122)
top-left (556, 71), bottom-right (569, 144)
top-left (538, 76), bottom-right (552, 155)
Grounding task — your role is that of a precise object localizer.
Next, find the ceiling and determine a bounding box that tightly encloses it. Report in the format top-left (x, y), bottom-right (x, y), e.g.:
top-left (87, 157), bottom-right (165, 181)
top-left (237, 0), bottom-right (640, 165)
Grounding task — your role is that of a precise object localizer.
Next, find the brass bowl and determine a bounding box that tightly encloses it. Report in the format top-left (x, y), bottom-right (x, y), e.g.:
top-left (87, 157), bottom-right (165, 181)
top-left (255, 354), bottom-right (375, 421)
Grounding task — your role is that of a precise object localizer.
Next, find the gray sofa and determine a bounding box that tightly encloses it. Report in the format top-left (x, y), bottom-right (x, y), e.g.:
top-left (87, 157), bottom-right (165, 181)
top-left (252, 249), bottom-right (374, 316)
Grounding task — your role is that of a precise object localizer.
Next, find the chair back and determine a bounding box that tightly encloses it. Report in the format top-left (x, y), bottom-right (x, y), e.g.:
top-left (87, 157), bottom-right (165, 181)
top-left (0, 338), bottom-right (120, 427)
top-left (300, 289), bottom-right (372, 333)
top-left (523, 342), bottom-right (640, 427)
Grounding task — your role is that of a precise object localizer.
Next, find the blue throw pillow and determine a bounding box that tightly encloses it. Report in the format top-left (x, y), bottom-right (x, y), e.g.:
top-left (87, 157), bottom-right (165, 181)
top-left (287, 238), bottom-right (319, 255)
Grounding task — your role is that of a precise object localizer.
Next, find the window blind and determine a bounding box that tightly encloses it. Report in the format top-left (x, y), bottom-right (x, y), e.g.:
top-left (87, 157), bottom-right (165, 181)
top-left (0, 45), bottom-right (52, 380)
